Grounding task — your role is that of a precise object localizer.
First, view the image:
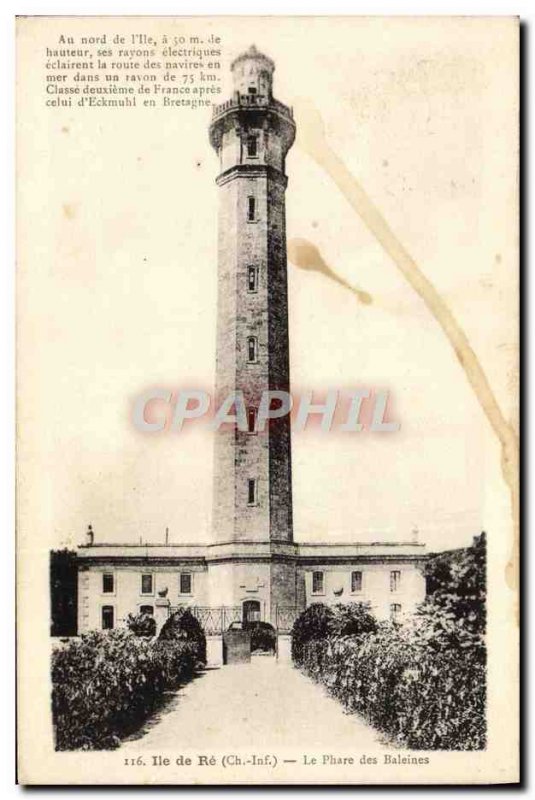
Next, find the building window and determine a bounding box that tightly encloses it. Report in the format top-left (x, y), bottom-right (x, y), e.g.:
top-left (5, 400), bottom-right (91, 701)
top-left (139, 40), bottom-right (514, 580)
top-left (247, 407), bottom-right (257, 434)
top-left (390, 570), bottom-right (401, 592)
top-left (141, 574), bottom-right (153, 595)
top-left (102, 573), bottom-right (114, 594)
top-left (247, 336), bottom-right (258, 363)
top-left (140, 605), bottom-right (154, 615)
top-left (247, 265), bottom-right (258, 292)
top-left (247, 478), bottom-right (257, 506)
top-left (101, 605), bottom-right (114, 630)
top-left (390, 603), bottom-right (402, 622)
top-left (312, 571), bottom-right (324, 595)
top-left (180, 573), bottom-right (192, 595)
top-left (351, 571), bottom-right (362, 593)
top-left (247, 196), bottom-right (256, 222)
top-left (247, 135), bottom-right (258, 157)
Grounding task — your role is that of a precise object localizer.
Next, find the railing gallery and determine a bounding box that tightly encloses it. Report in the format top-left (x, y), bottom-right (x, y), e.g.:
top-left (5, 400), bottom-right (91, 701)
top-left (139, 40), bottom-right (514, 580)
top-left (168, 605), bottom-right (300, 635)
top-left (211, 94), bottom-right (294, 121)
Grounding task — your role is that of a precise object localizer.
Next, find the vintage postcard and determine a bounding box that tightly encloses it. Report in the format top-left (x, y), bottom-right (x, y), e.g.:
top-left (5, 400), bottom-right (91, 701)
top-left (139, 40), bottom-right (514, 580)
top-left (16, 15), bottom-right (519, 785)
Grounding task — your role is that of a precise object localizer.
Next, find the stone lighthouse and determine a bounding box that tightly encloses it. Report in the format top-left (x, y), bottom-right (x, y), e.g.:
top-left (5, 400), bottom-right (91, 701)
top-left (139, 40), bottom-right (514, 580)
top-left (207, 46), bottom-right (300, 625)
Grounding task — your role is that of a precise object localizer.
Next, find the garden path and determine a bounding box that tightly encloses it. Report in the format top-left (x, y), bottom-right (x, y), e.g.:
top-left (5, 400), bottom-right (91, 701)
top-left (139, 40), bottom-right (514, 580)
top-left (123, 656), bottom-right (382, 751)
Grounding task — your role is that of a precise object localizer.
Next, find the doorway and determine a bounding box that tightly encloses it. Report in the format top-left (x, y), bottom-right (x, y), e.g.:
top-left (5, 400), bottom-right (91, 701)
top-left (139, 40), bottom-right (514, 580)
top-left (242, 599), bottom-right (261, 625)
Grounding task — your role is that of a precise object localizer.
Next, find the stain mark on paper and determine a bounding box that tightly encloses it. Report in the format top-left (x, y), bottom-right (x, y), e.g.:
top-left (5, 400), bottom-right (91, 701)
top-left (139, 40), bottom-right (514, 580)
top-left (288, 237), bottom-right (373, 306)
top-left (294, 98), bottom-right (519, 598)
top-left (63, 203), bottom-right (77, 220)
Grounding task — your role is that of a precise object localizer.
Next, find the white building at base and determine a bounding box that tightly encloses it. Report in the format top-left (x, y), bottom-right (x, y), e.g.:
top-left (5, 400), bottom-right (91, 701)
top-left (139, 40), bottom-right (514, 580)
top-left (77, 537), bottom-right (427, 637)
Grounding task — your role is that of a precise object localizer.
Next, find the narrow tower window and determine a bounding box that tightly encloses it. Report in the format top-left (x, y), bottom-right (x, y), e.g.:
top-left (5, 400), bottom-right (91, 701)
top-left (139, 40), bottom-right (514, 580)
top-left (247, 196), bottom-right (256, 222)
top-left (247, 478), bottom-right (257, 505)
top-left (247, 407), bottom-right (257, 434)
top-left (247, 265), bottom-right (258, 292)
top-left (102, 573), bottom-right (114, 594)
top-left (390, 570), bottom-right (401, 592)
top-left (247, 135), bottom-right (258, 157)
top-left (390, 603), bottom-right (402, 622)
top-left (247, 336), bottom-right (258, 363)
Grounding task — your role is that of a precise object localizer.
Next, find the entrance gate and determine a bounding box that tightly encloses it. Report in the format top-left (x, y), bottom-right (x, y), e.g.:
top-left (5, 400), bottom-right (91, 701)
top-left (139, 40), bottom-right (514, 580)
top-left (167, 605), bottom-right (301, 665)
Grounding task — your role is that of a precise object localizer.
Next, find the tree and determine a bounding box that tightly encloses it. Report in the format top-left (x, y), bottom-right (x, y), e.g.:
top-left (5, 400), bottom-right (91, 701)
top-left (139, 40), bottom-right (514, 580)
top-left (245, 620), bottom-right (277, 652)
top-left (50, 549), bottom-right (78, 636)
top-left (415, 532), bottom-right (487, 656)
top-left (158, 608), bottom-right (206, 664)
top-left (424, 532), bottom-right (486, 635)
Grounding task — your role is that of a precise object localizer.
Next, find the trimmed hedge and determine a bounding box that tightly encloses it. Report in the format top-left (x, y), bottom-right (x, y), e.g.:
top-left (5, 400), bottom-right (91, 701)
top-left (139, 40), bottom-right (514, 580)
top-left (291, 602), bottom-right (377, 664)
top-left (52, 629), bottom-right (199, 750)
top-left (297, 625), bottom-right (485, 750)
top-left (293, 539), bottom-right (486, 751)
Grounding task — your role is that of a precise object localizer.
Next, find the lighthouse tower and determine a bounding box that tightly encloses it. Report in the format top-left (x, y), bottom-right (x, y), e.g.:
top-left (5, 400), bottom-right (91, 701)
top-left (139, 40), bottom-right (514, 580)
top-left (74, 51), bottom-right (428, 650)
top-left (208, 47), bottom-right (300, 625)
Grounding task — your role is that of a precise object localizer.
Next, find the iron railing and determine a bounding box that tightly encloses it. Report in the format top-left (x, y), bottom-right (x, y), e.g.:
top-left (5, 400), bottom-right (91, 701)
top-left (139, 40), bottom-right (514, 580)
top-left (168, 605), bottom-right (241, 635)
top-left (169, 604), bottom-right (300, 634)
top-left (275, 606), bottom-right (299, 633)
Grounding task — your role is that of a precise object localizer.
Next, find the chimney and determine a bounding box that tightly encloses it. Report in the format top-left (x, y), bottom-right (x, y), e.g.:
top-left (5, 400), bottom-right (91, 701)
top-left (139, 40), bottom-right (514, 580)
top-left (165, 527), bottom-right (169, 545)
top-left (411, 525), bottom-right (419, 544)
top-left (85, 524), bottom-right (94, 546)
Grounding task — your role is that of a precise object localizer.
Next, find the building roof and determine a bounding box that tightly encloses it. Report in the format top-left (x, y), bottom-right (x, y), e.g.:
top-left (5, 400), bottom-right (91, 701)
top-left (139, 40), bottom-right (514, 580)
top-left (77, 539), bottom-right (426, 563)
top-left (77, 542), bottom-right (208, 561)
